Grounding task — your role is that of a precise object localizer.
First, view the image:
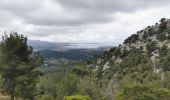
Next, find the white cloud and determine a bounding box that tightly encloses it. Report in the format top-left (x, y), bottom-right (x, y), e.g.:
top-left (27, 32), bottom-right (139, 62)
top-left (0, 0), bottom-right (170, 47)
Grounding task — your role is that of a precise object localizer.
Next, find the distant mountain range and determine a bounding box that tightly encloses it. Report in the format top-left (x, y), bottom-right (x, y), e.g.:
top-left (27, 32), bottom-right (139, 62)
top-left (28, 40), bottom-right (71, 51)
top-left (28, 40), bottom-right (111, 60)
top-left (28, 40), bottom-right (111, 50)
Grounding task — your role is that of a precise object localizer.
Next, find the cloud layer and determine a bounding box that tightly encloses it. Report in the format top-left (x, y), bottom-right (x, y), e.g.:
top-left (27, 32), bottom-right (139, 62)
top-left (0, 0), bottom-right (170, 46)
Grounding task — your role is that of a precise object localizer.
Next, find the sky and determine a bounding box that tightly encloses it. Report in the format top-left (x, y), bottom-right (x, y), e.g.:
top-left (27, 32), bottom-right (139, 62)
top-left (0, 0), bottom-right (170, 46)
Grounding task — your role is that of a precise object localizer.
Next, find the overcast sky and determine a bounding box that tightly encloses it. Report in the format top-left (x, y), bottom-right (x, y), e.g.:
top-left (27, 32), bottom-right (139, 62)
top-left (0, 0), bottom-right (170, 46)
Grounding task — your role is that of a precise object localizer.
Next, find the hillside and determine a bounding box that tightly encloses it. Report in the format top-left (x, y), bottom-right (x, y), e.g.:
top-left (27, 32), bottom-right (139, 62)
top-left (87, 18), bottom-right (170, 99)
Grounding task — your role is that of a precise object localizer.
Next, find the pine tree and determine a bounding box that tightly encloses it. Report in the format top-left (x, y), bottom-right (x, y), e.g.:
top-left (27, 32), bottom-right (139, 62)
top-left (0, 32), bottom-right (43, 100)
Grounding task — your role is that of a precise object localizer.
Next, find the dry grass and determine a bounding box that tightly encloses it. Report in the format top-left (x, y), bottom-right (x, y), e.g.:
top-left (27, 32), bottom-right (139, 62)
top-left (0, 93), bottom-right (10, 100)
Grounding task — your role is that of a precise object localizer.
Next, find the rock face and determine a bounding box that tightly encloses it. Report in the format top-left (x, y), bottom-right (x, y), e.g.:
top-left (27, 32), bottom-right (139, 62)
top-left (87, 18), bottom-right (170, 99)
top-left (90, 18), bottom-right (170, 72)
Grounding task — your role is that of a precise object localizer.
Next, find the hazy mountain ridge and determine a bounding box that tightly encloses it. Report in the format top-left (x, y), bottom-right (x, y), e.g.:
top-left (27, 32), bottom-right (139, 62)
top-left (29, 40), bottom-right (111, 60)
top-left (28, 40), bottom-right (112, 50)
top-left (28, 40), bottom-right (72, 51)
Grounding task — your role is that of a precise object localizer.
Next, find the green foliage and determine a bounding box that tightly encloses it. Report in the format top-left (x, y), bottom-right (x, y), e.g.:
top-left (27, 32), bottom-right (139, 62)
top-left (167, 35), bottom-right (170, 40)
top-left (159, 45), bottom-right (170, 71)
top-left (37, 73), bottom-right (79, 100)
top-left (118, 49), bottom-right (151, 75)
top-left (36, 95), bottom-right (54, 100)
top-left (64, 95), bottom-right (91, 100)
top-left (78, 77), bottom-right (103, 100)
top-left (159, 18), bottom-right (167, 33)
top-left (142, 31), bottom-right (148, 39)
top-left (87, 18), bottom-right (170, 100)
top-left (92, 48), bottom-right (153, 82)
top-left (114, 48), bottom-right (121, 57)
top-left (156, 33), bottom-right (166, 41)
top-left (160, 51), bottom-right (170, 71)
top-left (37, 71), bottom-right (103, 100)
top-left (148, 27), bottom-right (155, 36)
top-left (71, 67), bottom-right (89, 77)
top-left (0, 32), bottom-right (43, 100)
top-left (124, 34), bottom-right (139, 44)
top-left (163, 71), bottom-right (170, 89)
top-left (146, 41), bottom-right (158, 55)
top-left (160, 45), bottom-right (168, 57)
top-left (115, 84), bottom-right (170, 100)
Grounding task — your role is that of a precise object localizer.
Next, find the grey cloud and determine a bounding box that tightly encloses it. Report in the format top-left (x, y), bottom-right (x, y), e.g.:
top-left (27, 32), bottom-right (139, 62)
top-left (25, 12), bottom-right (112, 26)
top-left (25, 0), bottom-right (170, 26)
top-left (0, 0), bottom-right (170, 45)
top-left (23, 25), bottom-right (95, 37)
top-left (0, 0), bottom-right (41, 13)
top-left (55, 0), bottom-right (170, 13)
top-left (1, 0), bottom-right (169, 27)
top-left (0, 11), bottom-right (12, 27)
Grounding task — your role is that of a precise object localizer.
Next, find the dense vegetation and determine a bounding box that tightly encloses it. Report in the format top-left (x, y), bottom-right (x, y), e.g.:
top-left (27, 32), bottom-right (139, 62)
top-left (0, 32), bottom-right (106, 100)
top-left (39, 49), bottom-right (105, 60)
top-left (0, 33), bottom-right (43, 100)
top-left (36, 69), bottom-right (105, 100)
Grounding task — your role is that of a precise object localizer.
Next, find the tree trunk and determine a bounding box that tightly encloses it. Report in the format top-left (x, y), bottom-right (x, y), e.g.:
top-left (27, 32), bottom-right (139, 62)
top-left (10, 83), bottom-right (15, 100)
top-left (22, 97), bottom-right (25, 100)
top-left (9, 79), bottom-right (15, 100)
top-left (10, 93), bottom-right (14, 100)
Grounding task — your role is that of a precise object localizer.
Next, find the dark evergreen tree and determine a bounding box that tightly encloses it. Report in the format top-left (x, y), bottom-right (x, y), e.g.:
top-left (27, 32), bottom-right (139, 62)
top-left (159, 18), bottom-right (167, 33)
top-left (0, 32), bottom-right (43, 100)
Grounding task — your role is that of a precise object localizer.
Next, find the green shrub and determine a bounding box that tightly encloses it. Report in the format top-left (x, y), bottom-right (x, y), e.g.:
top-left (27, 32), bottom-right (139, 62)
top-left (115, 84), bottom-right (170, 100)
top-left (148, 28), bottom-right (154, 36)
top-left (167, 35), bottom-right (170, 40)
top-left (159, 18), bottom-right (167, 33)
top-left (123, 34), bottom-right (139, 44)
top-left (37, 95), bottom-right (54, 100)
top-left (156, 34), bottom-right (166, 41)
top-left (64, 95), bottom-right (91, 100)
top-left (142, 32), bottom-right (148, 39)
top-left (146, 41), bottom-right (158, 54)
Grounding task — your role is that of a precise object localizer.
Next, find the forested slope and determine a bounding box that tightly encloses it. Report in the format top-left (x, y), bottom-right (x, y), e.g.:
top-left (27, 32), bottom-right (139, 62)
top-left (87, 18), bottom-right (170, 100)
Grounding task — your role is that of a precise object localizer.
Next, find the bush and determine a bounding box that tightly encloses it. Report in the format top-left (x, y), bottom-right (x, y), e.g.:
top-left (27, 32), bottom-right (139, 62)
top-left (148, 28), bottom-right (154, 36)
top-left (159, 45), bottom-right (168, 57)
top-left (167, 35), bottom-right (170, 40)
top-left (123, 34), bottom-right (139, 44)
top-left (146, 41), bottom-right (158, 54)
top-left (160, 54), bottom-right (170, 71)
top-left (71, 67), bottom-right (89, 77)
top-left (115, 84), bottom-right (170, 100)
top-left (156, 34), bottom-right (166, 41)
top-left (142, 32), bottom-right (148, 39)
top-left (37, 95), bottom-right (54, 100)
top-left (147, 39), bottom-right (152, 42)
top-left (159, 18), bottom-right (167, 33)
top-left (64, 95), bottom-right (91, 100)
